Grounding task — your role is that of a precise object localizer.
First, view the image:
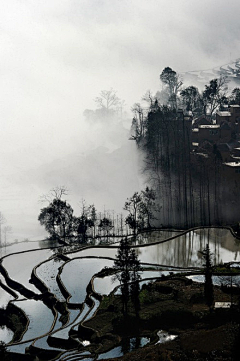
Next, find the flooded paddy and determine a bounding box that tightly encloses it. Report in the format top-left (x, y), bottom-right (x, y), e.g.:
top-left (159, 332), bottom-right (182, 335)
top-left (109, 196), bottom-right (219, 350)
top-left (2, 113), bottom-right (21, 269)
top-left (11, 299), bottom-right (55, 342)
top-left (1, 227), bottom-right (240, 360)
top-left (2, 249), bottom-right (54, 293)
top-left (60, 258), bottom-right (113, 304)
top-left (35, 258), bottom-right (66, 301)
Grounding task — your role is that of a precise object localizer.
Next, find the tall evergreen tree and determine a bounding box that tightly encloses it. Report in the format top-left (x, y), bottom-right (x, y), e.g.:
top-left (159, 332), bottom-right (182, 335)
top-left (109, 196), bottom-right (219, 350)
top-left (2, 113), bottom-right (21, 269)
top-left (113, 238), bottom-right (141, 316)
top-left (202, 243), bottom-right (214, 308)
top-left (130, 249), bottom-right (141, 317)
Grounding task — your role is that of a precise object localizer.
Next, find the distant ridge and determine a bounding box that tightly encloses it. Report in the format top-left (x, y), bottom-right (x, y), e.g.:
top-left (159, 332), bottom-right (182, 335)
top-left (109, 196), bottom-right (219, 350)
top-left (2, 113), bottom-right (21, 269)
top-left (181, 58), bottom-right (240, 88)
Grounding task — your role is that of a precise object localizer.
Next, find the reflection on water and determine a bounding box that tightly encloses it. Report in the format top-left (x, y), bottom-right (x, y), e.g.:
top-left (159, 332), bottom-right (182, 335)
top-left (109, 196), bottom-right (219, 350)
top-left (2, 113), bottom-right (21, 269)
top-left (156, 330), bottom-right (177, 344)
top-left (60, 258), bottom-right (113, 304)
top-left (93, 270), bottom-right (184, 296)
top-left (134, 230), bottom-right (182, 245)
top-left (66, 228), bottom-right (240, 268)
top-left (0, 325), bottom-right (14, 344)
top-left (2, 227), bottom-right (240, 359)
top-left (0, 239), bottom-right (60, 258)
top-left (7, 341), bottom-right (32, 354)
top-left (135, 228), bottom-right (240, 267)
top-left (11, 299), bottom-right (54, 342)
top-left (2, 249), bottom-right (54, 293)
top-left (97, 337), bottom-right (150, 360)
top-left (188, 274), bottom-right (240, 287)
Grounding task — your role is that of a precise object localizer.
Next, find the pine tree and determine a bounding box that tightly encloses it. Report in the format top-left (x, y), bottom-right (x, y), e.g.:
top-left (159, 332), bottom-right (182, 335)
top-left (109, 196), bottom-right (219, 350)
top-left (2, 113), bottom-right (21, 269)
top-left (113, 238), bottom-right (141, 316)
top-left (130, 249), bottom-right (141, 317)
top-left (202, 243), bottom-right (214, 308)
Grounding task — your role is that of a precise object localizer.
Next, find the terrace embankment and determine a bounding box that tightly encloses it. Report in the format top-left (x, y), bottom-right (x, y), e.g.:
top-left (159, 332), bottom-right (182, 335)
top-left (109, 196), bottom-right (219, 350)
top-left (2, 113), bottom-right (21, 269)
top-left (83, 276), bottom-right (240, 361)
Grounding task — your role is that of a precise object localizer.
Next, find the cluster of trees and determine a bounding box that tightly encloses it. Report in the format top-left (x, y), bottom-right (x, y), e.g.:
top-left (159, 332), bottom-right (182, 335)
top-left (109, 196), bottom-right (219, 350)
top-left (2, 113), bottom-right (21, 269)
top-left (132, 67), bottom-right (240, 143)
top-left (38, 188), bottom-right (106, 243)
top-left (158, 67), bottom-right (239, 118)
top-left (124, 187), bottom-right (157, 236)
top-left (38, 186), bottom-right (156, 243)
top-left (130, 67), bottom-right (240, 228)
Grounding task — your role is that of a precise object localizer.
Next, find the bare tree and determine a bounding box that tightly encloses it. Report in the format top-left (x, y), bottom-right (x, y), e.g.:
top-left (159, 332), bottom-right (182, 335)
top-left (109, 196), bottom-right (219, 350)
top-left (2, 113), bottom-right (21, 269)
top-left (142, 90), bottom-right (155, 106)
top-left (74, 200), bottom-right (96, 243)
top-left (94, 88), bottom-right (121, 110)
top-left (40, 186), bottom-right (68, 203)
top-left (130, 103), bottom-right (146, 142)
top-left (124, 192), bottom-right (142, 237)
top-left (116, 99), bottom-right (126, 119)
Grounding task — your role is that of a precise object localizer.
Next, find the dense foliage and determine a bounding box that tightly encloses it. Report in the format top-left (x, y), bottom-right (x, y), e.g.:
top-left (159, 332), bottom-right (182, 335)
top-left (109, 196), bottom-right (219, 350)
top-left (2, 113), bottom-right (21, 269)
top-left (131, 68), bottom-right (240, 228)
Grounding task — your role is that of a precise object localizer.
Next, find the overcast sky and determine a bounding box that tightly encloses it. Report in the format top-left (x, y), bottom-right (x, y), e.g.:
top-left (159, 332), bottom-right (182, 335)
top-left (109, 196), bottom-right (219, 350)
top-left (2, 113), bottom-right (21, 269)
top-left (1, 0), bottom-right (240, 153)
top-left (1, 0), bottom-right (240, 240)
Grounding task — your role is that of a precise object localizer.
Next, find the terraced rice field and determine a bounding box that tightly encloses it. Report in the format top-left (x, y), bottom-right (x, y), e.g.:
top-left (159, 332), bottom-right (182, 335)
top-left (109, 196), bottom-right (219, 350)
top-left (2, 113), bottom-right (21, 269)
top-left (1, 227), bottom-right (240, 360)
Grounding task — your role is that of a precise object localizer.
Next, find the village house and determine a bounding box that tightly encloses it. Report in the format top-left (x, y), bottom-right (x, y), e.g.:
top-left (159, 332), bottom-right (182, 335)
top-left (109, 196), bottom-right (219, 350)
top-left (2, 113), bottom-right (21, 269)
top-left (190, 106), bottom-right (240, 177)
top-left (216, 110), bottom-right (231, 124)
top-left (197, 124), bottom-right (220, 143)
top-left (216, 104), bottom-right (240, 133)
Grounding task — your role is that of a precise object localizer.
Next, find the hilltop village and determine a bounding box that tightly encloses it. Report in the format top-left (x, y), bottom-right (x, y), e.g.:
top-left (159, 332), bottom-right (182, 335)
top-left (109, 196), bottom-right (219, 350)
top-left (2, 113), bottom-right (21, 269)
top-left (130, 67), bottom-right (240, 228)
top-left (190, 104), bottom-right (240, 177)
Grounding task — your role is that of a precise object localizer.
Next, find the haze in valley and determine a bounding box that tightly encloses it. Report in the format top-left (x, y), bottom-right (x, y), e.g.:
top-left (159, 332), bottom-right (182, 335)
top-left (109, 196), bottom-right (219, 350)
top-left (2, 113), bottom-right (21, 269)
top-left (1, 0), bottom-right (240, 242)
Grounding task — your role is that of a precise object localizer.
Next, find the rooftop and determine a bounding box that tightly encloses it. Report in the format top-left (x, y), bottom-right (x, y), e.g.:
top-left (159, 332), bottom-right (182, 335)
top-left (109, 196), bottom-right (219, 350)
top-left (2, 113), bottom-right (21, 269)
top-left (198, 125), bottom-right (220, 129)
top-left (196, 152), bottom-right (209, 158)
top-left (223, 161), bottom-right (240, 167)
top-left (214, 302), bottom-right (232, 309)
top-left (216, 111), bottom-right (231, 117)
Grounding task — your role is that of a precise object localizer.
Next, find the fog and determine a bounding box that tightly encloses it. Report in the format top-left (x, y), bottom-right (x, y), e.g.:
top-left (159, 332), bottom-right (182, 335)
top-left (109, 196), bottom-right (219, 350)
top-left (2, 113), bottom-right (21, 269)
top-left (1, 0), bottom-right (240, 242)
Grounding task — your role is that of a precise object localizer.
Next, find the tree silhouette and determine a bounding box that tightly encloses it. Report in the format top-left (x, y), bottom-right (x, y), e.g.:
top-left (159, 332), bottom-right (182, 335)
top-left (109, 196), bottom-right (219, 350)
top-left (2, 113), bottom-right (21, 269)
top-left (201, 243), bottom-right (214, 308)
top-left (113, 238), bottom-right (141, 317)
top-left (98, 217), bottom-right (113, 238)
top-left (160, 67), bottom-right (182, 108)
top-left (74, 202), bottom-right (96, 243)
top-left (202, 77), bottom-right (228, 118)
top-left (130, 249), bottom-right (141, 317)
top-left (124, 192), bottom-right (142, 236)
top-left (38, 199), bottom-right (74, 242)
top-left (94, 88), bottom-right (120, 110)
